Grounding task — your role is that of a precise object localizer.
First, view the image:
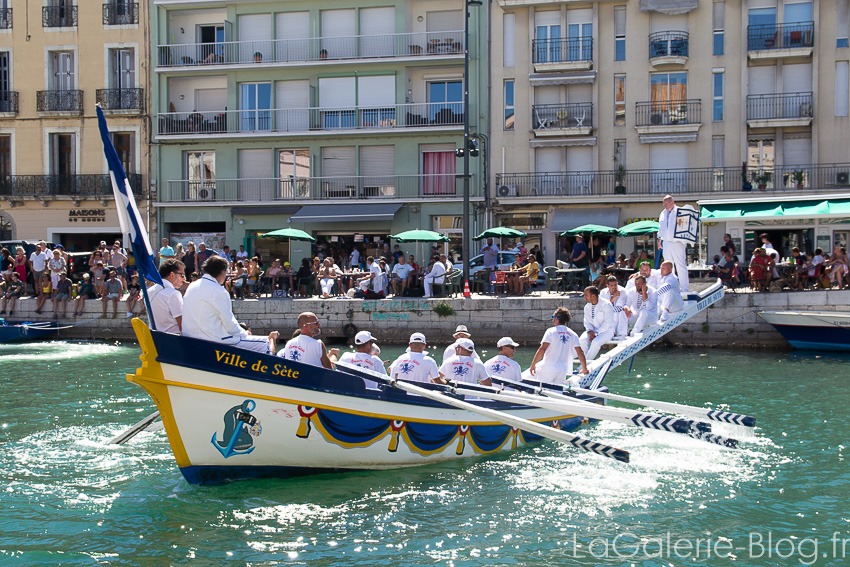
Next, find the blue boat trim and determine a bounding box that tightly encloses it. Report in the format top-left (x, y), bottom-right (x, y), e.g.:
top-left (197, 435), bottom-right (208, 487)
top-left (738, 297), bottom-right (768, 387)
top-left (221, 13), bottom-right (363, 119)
top-left (769, 323), bottom-right (850, 352)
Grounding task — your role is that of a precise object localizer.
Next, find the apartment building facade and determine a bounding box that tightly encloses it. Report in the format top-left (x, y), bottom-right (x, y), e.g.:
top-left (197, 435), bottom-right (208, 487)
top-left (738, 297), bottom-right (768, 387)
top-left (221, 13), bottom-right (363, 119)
top-left (152, 0), bottom-right (486, 265)
top-left (491, 0), bottom-right (850, 261)
top-left (0, 0), bottom-right (151, 249)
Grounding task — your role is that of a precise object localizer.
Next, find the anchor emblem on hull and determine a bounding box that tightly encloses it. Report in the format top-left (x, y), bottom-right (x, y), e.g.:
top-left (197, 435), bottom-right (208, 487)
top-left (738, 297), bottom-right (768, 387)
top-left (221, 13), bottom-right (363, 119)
top-left (211, 399), bottom-right (260, 458)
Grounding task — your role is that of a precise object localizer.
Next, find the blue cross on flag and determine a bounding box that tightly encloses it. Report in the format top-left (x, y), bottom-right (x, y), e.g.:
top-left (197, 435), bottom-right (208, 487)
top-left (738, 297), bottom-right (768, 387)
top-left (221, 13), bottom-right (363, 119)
top-left (96, 105), bottom-right (162, 286)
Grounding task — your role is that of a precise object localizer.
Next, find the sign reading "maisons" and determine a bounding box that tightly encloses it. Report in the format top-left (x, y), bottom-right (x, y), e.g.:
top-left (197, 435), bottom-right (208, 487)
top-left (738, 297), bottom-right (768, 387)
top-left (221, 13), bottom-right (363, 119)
top-left (68, 209), bottom-right (106, 223)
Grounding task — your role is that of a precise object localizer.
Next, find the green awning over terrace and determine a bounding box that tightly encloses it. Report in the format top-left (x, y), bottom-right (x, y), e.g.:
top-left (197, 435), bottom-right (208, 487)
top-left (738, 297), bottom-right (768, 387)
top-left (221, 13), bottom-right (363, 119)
top-left (699, 195), bottom-right (850, 222)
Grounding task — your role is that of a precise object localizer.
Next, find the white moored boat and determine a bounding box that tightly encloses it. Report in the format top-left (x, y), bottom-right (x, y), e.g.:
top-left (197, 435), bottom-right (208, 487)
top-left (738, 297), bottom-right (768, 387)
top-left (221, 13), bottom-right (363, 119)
top-left (757, 310), bottom-right (850, 351)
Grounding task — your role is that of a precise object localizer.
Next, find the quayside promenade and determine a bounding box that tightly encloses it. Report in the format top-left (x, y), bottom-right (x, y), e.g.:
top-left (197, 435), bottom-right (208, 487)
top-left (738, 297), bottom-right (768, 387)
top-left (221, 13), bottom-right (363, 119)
top-left (7, 284), bottom-right (849, 349)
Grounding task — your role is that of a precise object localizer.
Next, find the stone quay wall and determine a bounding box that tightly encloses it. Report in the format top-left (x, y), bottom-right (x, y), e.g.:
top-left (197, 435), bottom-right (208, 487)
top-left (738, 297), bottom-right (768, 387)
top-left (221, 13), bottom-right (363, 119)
top-left (13, 289), bottom-right (850, 349)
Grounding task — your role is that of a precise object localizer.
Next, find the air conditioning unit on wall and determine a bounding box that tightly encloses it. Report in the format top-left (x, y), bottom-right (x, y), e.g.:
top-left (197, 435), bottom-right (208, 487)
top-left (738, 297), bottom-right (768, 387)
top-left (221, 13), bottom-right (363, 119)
top-left (196, 186), bottom-right (213, 201)
top-left (836, 172), bottom-right (850, 186)
top-left (497, 184), bottom-right (517, 197)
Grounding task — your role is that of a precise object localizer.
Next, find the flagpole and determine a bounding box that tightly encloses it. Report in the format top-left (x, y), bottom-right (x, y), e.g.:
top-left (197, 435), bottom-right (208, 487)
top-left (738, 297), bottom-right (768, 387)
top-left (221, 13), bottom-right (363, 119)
top-left (131, 240), bottom-right (157, 331)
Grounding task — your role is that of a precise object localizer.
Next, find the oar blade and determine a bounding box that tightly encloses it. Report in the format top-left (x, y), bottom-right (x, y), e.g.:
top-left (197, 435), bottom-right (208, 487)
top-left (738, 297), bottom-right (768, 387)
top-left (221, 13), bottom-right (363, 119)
top-left (707, 410), bottom-right (756, 428)
top-left (569, 437), bottom-right (630, 463)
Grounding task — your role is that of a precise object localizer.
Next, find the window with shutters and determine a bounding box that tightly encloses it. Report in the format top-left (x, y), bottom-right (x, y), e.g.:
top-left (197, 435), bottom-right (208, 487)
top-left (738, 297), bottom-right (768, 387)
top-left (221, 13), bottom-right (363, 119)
top-left (747, 140), bottom-right (774, 185)
top-left (186, 151), bottom-right (215, 200)
top-left (109, 48), bottom-right (135, 89)
top-left (535, 12), bottom-right (561, 64)
top-left (614, 74), bottom-right (626, 125)
top-left (836, 61), bottom-right (849, 117)
top-left (239, 149), bottom-right (274, 201)
top-left (0, 51), bottom-right (10, 113)
top-left (713, 2), bottom-right (725, 55)
top-left (321, 146), bottom-right (356, 198)
top-left (279, 149), bottom-right (310, 199)
top-left (321, 9), bottom-right (355, 58)
top-left (50, 51), bottom-right (75, 91)
top-left (712, 136), bottom-right (725, 191)
top-left (240, 82), bottom-right (272, 131)
top-left (360, 7), bottom-right (395, 58)
top-left (111, 132), bottom-right (134, 174)
top-left (614, 6), bottom-right (626, 61)
top-left (360, 146), bottom-right (395, 197)
top-left (238, 14), bottom-right (271, 62)
top-left (0, 135), bottom-right (10, 178)
top-left (49, 133), bottom-right (75, 175)
top-left (276, 12), bottom-right (309, 62)
top-left (503, 14), bottom-right (515, 67)
top-left (839, 0), bottom-right (850, 47)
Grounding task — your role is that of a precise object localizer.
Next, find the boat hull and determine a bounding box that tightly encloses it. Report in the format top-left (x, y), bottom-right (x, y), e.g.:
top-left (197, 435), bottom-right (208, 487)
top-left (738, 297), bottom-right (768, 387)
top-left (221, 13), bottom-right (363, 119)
top-left (0, 321), bottom-right (60, 343)
top-left (129, 321), bottom-right (587, 485)
top-left (758, 311), bottom-right (850, 351)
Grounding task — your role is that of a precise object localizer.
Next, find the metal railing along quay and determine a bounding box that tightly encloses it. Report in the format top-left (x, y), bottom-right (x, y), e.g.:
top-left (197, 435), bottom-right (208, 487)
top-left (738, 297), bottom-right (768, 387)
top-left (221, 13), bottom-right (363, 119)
top-left (157, 102), bottom-right (464, 136)
top-left (496, 163), bottom-right (850, 198)
top-left (747, 21), bottom-right (814, 51)
top-left (531, 36), bottom-right (593, 64)
top-left (157, 30), bottom-right (464, 68)
top-left (635, 99), bottom-right (701, 126)
top-left (161, 174), bottom-right (469, 203)
top-left (746, 92), bottom-right (813, 121)
top-left (532, 102), bottom-right (593, 130)
top-left (0, 174), bottom-right (144, 198)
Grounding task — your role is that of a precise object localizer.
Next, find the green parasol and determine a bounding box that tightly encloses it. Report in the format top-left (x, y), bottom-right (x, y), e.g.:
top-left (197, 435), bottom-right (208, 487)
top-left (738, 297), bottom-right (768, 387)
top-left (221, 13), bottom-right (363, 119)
top-left (561, 223), bottom-right (619, 236)
top-left (474, 227), bottom-right (527, 239)
top-left (618, 220), bottom-right (660, 237)
top-left (389, 229), bottom-right (450, 243)
top-left (261, 228), bottom-right (316, 242)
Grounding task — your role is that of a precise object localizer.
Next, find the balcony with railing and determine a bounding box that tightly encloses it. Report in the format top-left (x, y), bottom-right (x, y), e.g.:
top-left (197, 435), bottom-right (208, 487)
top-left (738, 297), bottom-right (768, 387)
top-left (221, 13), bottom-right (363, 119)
top-left (103, 2), bottom-right (138, 26)
top-left (0, 174), bottom-right (144, 198)
top-left (648, 31), bottom-right (689, 66)
top-left (156, 102), bottom-right (464, 138)
top-left (495, 163), bottom-right (850, 200)
top-left (532, 102), bottom-right (593, 136)
top-left (42, 6), bottom-right (77, 28)
top-left (746, 92), bottom-right (813, 127)
top-left (0, 8), bottom-right (12, 29)
top-left (0, 91), bottom-right (18, 115)
top-left (531, 37), bottom-right (593, 72)
top-left (634, 99), bottom-right (701, 141)
top-left (156, 30), bottom-right (464, 70)
top-left (37, 90), bottom-right (83, 114)
top-left (96, 88), bottom-right (144, 113)
top-left (747, 21), bottom-right (814, 59)
top-left (161, 174), bottom-right (473, 204)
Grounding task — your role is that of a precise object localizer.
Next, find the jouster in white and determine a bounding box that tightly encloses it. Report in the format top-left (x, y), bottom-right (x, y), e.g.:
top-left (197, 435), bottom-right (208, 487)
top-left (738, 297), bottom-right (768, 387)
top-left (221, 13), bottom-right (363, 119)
top-left (656, 261), bottom-right (685, 323)
top-left (600, 279), bottom-right (629, 339)
top-left (579, 288), bottom-right (615, 360)
top-left (658, 195), bottom-right (689, 292)
top-left (624, 277), bottom-right (658, 336)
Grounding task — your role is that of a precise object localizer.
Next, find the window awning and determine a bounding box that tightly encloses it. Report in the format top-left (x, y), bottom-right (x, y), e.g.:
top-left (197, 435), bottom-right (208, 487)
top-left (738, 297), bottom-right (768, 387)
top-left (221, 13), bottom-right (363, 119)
top-left (699, 194), bottom-right (850, 221)
top-left (529, 71), bottom-right (597, 86)
top-left (289, 203), bottom-right (402, 223)
top-left (551, 207), bottom-right (620, 233)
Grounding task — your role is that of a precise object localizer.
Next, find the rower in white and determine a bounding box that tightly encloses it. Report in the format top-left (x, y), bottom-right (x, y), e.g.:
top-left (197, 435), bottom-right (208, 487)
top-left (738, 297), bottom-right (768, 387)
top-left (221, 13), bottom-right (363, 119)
top-left (338, 330), bottom-right (386, 388)
top-left (656, 261), bottom-right (685, 323)
top-left (579, 286), bottom-right (615, 360)
top-left (481, 337), bottom-right (523, 386)
top-left (529, 307), bottom-right (588, 384)
top-left (436, 338), bottom-right (488, 385)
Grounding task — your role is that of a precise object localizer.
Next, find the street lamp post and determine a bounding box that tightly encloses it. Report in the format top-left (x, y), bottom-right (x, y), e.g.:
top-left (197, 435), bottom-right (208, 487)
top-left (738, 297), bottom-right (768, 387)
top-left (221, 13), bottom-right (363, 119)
top-left (462, 0), bottom-right (482, 285)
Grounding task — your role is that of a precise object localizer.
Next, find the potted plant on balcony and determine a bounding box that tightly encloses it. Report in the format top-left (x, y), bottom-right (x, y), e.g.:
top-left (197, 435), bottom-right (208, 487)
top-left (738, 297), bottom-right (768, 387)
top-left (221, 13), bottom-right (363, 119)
top-left (614, 164), bottom-right (627, 194)
top-left (741, 170), bottom-right (752, 192)
top-left (793, 169), bottom-right (805, 189)
top-left (755, 171), bottom-right (771, 191)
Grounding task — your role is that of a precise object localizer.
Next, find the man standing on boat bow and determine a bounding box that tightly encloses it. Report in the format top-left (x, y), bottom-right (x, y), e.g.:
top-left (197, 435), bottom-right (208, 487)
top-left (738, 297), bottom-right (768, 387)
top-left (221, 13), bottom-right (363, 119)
top-left (658, 195), bottom-right (689, 292)
top-left (529, 307), bottom-right (588, 384)
top-left (279, 312), bottom-right (335, 369)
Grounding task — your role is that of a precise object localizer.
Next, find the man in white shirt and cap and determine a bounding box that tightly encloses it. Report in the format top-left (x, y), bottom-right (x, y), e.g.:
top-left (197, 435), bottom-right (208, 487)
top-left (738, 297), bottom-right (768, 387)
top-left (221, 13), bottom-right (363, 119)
top-left (423, 254), bottom-right (447, 298)
top-left (578, 286), bottom-right (615, 360)
top-left (442, 324), bottom-right (482, 363)
top-left (149, 259), bottom-right (185, 334)
top-left (658, 195), bottom-right (689, 292)
top-left (599, 275), bottom-right (629, 340)
top-left (529, 307), bottom-right (588, 384)
top-left (482, 337), bottom-right (522, 386)
top-left (279, 312), bottom-right (335, 369)
top-left (337, 330), bottom-right (386, 388)
top-left (182, 256), bottom-right (278, 354)
top-left (656, 260), bottom-right (685, 323)
top-left (437, 338), bottom-right (488, 385)
top-left (388, 333), bottom-right (441, 384)
top-left (624, 275), bottom-right (658, 336)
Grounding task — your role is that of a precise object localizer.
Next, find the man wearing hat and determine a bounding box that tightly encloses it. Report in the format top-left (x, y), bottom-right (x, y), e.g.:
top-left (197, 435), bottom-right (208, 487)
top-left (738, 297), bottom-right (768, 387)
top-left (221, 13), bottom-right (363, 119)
top-left (437, 338), bottom-right (488, 385)
top-left (388, 333), bottom-right (440, 384)
top-left (482, 337), bottom-right (522, 385)
top-left (338, 330), bottom-right (386, 388)
top-left (442, 324), bottom-right (481, 364)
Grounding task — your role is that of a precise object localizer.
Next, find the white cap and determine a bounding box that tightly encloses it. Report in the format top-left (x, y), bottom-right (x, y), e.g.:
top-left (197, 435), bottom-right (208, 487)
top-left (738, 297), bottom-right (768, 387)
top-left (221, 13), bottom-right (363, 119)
top-left (516, 241), bottom-right (523, 247)
top-left (409, 332), bottom-right (426, 344)
top-left (453, 325), bottom-right (470, 336)
top-left (497, 337), bottom-right (519, 348)
top-left (456, 338), bottom-right (475, 351)
top-left (354, 330), bottom-right (374, 345)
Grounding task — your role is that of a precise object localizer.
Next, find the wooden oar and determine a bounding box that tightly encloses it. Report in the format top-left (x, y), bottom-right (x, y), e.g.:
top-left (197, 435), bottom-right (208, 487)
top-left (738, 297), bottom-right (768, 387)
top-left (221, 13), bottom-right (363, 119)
top-left (563, 385), bottom-right (756, 427)
top-left (109, 410), bottom-right (161, 445)
top-left (449, 383), bottom-right (739, 449)
top-left (334, 361), bottom-right (630, 463)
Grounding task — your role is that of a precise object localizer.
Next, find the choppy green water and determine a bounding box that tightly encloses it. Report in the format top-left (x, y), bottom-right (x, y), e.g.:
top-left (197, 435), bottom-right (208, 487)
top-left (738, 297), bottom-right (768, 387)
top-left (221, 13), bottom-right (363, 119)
top-left (1, 341), bottom-right (848, 566)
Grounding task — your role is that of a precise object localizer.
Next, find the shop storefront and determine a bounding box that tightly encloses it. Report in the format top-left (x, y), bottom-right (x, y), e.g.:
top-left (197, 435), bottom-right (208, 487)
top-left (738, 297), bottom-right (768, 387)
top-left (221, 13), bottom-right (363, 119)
top-left (700, 194), bottom-right (850, 260)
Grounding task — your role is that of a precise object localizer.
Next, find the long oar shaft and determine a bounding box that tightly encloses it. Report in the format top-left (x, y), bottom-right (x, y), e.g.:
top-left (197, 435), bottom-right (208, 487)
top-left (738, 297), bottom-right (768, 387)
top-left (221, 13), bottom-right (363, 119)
top-left (109, 410), bottom-right (161, 445)
top-left (566, 385), bottom-right (756, 427)
top-left (387, 379), bottom-right (630, 463)
top-left (453, 386), bottom-right (737, 448)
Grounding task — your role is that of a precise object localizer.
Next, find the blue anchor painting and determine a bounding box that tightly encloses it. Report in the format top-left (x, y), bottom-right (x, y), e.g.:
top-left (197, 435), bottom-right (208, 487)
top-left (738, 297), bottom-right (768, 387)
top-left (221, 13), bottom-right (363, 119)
top-left (211, 399), bottom-right (260, 458)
